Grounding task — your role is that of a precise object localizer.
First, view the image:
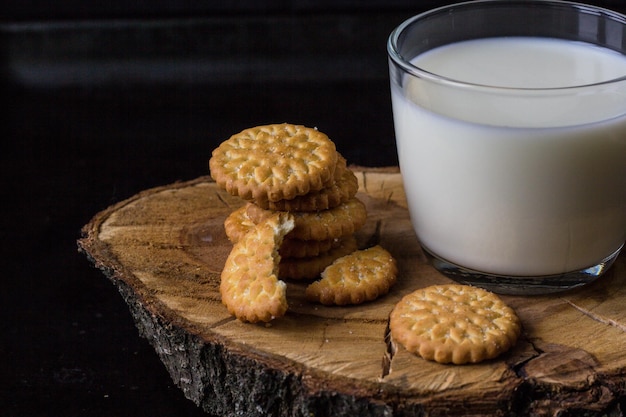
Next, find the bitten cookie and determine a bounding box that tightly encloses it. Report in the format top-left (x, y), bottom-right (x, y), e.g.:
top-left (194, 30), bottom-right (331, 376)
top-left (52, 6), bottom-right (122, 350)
top-left (305, 245), bottom-right (398, 306)
top-left (246, 197), bottom-right (367, 241)
top-left (209, 123), bottom-right (338, 202)
top-left (223, 206), bottom-right (342, 258)
top-left (389, 284), bottom-right (521, 364)
top-left (223, 205), bottom-right (256, 244)
top-left (220, 212), bottom-right (295, 323)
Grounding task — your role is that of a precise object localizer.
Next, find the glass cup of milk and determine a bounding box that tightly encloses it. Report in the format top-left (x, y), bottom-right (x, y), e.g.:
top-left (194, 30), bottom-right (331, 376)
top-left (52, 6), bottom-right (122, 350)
top-left (388, 0), bottom-right (626, 294)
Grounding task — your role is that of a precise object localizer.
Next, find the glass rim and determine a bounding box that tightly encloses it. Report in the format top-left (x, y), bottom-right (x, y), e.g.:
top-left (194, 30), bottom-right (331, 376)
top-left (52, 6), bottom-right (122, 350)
top-left (387, 0), bottom-right (626, 92)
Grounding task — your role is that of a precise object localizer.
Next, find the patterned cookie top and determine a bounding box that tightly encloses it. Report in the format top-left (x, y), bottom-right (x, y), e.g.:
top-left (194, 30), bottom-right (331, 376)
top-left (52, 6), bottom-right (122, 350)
top-left (306, 245), bottom-right (397, 306)
top-left (210, 123), bottom-right (338, 202)
top-left (220, 212), bottom-right (295, 323)
top-left (389, 284), bottom-right (521, 365)
top-left (256, 155), bottom-right (359, 212)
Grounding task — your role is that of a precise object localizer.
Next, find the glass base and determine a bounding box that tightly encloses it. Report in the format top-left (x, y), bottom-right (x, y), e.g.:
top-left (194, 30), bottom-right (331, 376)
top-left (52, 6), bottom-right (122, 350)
top-left (424, 244), bottom-right (623, 295)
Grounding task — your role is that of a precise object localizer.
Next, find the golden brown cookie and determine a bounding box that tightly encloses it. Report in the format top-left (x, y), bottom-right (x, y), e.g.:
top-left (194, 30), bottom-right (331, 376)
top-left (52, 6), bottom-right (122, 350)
top-left (223, 207), bottom-right (341, 258)
top-left (246, 197), bottom-right (367, 241)
top-left (389, 284), bottom-right (521, 365)
top-left (220, 212), bottom-right (295, 323)
top-left (223, 205), bottom-right (255, 244)
top-left (278, 237), bottom-right (358, 280)
top-left (254, 155), bottom-right (359, 212)
top-left (209, 123), bottom-right (338, 202)
top-left (305, 245), bottom-right (397, 306)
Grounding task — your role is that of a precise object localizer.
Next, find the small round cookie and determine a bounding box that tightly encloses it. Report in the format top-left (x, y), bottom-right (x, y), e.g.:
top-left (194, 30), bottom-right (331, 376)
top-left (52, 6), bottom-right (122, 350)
top-left (220, 212), bottom-right (295, 323)
top-left (305, 245), bottom-right (397, 306)
top-left (223, 207), bottom-right (341, 258)
top-left (389, 284), bottom-right (521, 365)
top-left (246, 197), bottom-right (367, 241)
top-left (256, 155), bottom-right (359, 212)
top-left (209, 123), bottom-right (338, 202)
top-left (279, 237), bottom-right (358, 281)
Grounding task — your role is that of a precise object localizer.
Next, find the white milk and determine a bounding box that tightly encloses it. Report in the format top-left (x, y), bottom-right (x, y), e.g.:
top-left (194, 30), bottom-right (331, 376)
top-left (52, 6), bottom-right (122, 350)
top-left (391, 37), bottom-right (626, 276)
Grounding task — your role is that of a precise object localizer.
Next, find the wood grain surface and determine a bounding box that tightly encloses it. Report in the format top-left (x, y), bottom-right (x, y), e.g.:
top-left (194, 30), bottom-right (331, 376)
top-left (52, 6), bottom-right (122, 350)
top-left (78, 169), bottom-right (626, 416)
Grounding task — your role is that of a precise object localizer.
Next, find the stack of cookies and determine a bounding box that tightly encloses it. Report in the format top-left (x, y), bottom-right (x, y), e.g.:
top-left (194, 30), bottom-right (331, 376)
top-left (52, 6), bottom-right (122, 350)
top-left (210, 123), bottom-right (397, 322)
top-left (209, 124), bottom-right (522, 366)
top-left (210, 123), bottom-right (367, 281)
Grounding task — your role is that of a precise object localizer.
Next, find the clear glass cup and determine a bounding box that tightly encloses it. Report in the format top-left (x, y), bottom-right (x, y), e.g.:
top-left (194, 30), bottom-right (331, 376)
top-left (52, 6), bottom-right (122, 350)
top-left (388, 0), bottom-right (626, 295)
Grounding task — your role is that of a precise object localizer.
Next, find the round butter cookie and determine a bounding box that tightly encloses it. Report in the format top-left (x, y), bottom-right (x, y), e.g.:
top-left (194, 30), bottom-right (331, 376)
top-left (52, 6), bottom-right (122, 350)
top-left (220, 212), bottom-right (295, 323)
top-left (209, 123), bottom-right (338, 202)
top-left (255, 154), bottom-right (359, 212)
top-left (389, 284), bottom-right (521, 364)
top-left (305, 245), bottom-right (397, 306)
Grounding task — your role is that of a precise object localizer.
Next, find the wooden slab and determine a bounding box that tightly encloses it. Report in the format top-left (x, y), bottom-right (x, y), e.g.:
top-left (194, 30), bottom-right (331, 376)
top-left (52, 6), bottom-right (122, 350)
top-left (78, 169), bottom-right (626, 416)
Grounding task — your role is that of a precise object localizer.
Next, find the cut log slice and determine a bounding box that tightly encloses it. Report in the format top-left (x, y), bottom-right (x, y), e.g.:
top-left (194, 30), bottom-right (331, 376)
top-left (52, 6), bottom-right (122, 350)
top-left (78, 169), bottom-right (626, 417)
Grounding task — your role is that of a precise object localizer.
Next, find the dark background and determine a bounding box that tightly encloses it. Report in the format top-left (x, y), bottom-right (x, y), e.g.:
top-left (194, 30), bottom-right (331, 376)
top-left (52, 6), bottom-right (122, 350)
top-left (2, 1), bottom-right (625, 416)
